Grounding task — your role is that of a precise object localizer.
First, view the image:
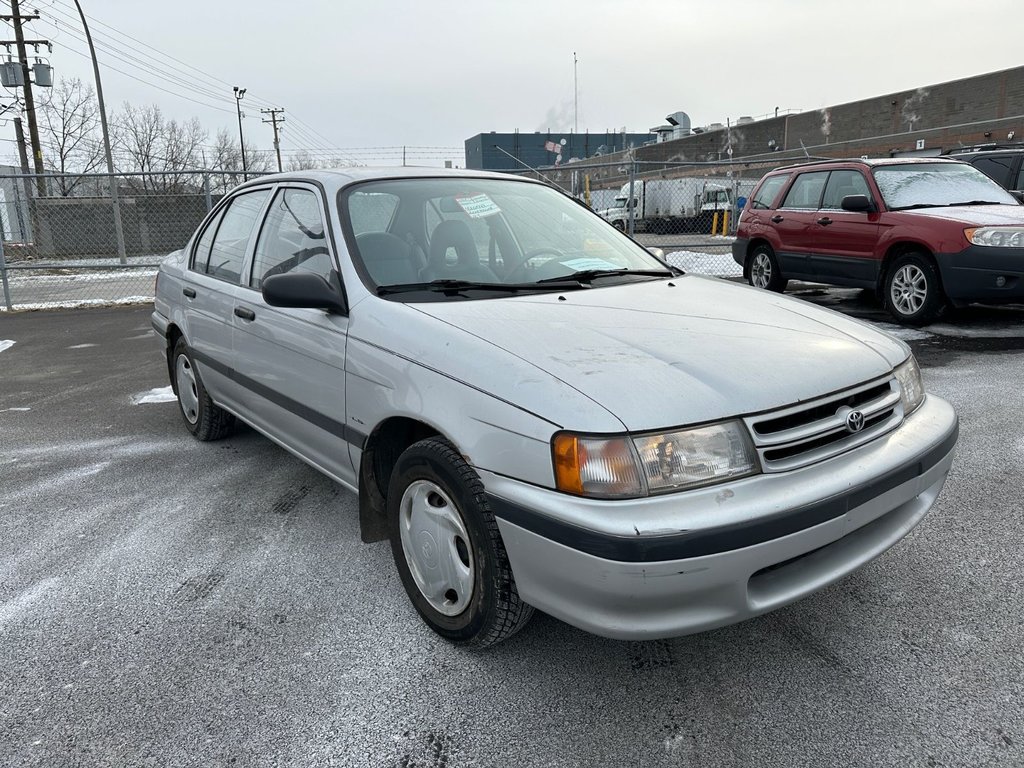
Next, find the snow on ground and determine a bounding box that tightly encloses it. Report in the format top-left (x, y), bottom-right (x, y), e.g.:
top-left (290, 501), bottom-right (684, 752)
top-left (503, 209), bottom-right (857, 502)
top-left (866, 323), bottom-right (933, 341)
top-left (0, 296), bottom-right (154, 312)
top-left (0, 340), bottom-right (15, 353)
top-left (3, 407), bottom-right (30, 412)
top-left (665, 249), bottom-right (741, 278)
top-left (6, 269), bottom-right (158, 285)
top-left (68, 343), bottom-right (98, 349)
top-left (132, 386), bottom-right (176, 405)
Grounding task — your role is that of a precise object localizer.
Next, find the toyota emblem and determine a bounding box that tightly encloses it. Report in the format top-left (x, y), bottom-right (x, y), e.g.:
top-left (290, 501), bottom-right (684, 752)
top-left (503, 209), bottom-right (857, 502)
top-left (845, 410), bottom-right (865, 433)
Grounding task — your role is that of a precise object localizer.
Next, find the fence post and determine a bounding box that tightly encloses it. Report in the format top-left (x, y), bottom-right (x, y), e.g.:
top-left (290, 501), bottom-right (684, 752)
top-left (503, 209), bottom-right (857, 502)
top-left (0, 237), bottom-right (13, 312)
top-left (627, 161), bottom-right (636, 237)
top-left (203, 173), bottom-right (212, 212)
top-left (110, 175), bottom-right (128, 266)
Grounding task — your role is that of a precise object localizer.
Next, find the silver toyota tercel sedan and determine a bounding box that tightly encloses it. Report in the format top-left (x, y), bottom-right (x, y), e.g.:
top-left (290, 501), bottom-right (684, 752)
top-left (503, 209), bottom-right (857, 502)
top-left (152, 168), bottom-right (959, 647)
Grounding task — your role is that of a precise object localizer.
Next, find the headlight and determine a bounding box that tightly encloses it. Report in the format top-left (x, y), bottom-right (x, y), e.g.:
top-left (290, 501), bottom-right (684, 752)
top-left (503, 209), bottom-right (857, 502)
top-left (964, 227), bottom-right (1024, 248)
top-left (552, 421), bottom-right (759, 498)
top-left (894, 355), bottom-right (925, 416)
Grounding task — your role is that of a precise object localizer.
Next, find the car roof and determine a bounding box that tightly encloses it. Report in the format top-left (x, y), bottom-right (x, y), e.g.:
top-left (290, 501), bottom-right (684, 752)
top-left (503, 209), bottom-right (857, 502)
top-left (765, 156), bottom-right (967, 174)
top-left (229, 165), bottom-right (535, 194)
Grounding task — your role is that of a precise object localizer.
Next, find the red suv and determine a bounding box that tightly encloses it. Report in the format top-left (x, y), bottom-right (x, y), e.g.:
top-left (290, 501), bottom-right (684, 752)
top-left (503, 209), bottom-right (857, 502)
top-left (732, 158), bottom-right (1024, 324)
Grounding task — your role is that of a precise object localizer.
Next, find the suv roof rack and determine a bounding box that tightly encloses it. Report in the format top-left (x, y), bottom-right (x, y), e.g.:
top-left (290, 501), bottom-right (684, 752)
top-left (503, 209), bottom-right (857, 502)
top-left (944, 142), bottom-right (1024, 155)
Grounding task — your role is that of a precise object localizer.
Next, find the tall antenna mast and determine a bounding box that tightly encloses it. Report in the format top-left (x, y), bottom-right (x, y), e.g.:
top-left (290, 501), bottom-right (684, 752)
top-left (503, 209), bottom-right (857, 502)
top-left (573, 51), bottom-right (578, 133)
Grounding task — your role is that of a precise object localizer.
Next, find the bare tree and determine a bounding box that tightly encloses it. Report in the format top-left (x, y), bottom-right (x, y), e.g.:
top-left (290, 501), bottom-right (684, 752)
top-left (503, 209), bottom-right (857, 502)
top-left (285, 149), bottom-right (320, 172)
top-left (115, 104), bottom-right (210, 192)
top-left (38, 77), bottom-right (105, 196)
top-left (203, 129), bottom-right (273, 193)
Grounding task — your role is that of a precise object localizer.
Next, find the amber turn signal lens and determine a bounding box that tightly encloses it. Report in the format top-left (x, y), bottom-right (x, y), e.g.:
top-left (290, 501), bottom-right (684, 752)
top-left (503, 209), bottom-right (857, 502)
top-left (552, 433), bottom-right (584, 494)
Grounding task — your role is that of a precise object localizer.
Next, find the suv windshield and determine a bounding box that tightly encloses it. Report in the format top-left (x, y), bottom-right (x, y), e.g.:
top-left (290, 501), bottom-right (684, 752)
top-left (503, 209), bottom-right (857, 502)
top-left (340, 178), bottom-right (674, 300)
top-left (873, 163), bottom-right (1018, 210)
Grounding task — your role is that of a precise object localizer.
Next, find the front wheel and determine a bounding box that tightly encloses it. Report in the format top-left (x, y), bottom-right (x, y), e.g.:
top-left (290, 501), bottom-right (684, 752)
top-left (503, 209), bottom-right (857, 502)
top-left (746, 244), bottom-right (788, 292)
top-left (388, 437), bottom-right (533, 647)
top-left (883, 253), bottom-right (947, 326)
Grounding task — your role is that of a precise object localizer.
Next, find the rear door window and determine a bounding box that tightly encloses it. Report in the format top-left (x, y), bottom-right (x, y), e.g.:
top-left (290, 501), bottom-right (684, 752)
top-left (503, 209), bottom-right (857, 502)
top-left (205, 189), bottom-right (271, 283)
top-left (751, 175), bottom-right (788, 209)
top-left (781, 171), bottom-right (829, 210)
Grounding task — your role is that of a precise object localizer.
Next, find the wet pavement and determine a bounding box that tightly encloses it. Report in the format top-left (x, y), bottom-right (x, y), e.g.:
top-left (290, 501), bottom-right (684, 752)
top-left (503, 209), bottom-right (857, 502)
top-left (1, 299), bottom-right (1022, 768)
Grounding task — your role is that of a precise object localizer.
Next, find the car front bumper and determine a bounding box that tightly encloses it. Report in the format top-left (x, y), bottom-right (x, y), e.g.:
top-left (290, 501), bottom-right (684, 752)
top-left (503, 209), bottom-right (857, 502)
top-left (482, 394), bottom-right (958, 640)
top-left (936, 246), bottom-right (1024, 303)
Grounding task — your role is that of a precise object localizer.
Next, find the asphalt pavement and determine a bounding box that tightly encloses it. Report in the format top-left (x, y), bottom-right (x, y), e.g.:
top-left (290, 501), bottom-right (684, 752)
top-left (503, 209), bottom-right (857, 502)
top-left (1, 299), bottom-right (1022, 768)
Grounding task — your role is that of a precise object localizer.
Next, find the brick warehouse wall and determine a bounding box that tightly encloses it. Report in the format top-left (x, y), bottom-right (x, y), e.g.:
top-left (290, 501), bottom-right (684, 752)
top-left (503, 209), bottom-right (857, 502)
top-left (549, 65), bottom-right (1024, 184)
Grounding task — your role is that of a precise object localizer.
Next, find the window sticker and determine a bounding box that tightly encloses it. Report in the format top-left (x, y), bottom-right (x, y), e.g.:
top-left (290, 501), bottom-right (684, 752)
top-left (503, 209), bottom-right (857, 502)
top-left (455, 194), bottom-right (502, 218)
top-left (561, 257), bottom-right (620, 271)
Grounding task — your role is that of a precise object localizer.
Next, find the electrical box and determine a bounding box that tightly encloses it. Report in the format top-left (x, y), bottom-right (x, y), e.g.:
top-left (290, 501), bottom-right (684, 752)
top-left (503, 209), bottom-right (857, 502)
top-left (33, 62), bottom-right (53, 87)
top-left (0, 61), bottom-right (24, 88)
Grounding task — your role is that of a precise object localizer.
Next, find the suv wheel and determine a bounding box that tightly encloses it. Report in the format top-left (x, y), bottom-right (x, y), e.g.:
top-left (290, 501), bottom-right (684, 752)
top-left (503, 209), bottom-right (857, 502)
top-left (747, 244), bottom-right (788, 292)
top-left (883, 253), bottom-right (947, 326)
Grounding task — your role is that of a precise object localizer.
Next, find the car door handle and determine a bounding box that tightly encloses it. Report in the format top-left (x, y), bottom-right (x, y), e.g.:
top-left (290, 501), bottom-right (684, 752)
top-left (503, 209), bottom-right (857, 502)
top-left (770, 215), bottom-right (784, 223)
top-left (817, 217), bottom-right (833, 226)
top-left (182, 287), bottom-right (196, 298)
top-left (234, 307), bottom-right (256, 321)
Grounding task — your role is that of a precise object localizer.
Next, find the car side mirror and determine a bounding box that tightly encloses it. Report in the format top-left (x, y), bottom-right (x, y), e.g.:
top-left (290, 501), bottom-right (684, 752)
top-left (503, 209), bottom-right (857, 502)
top-left (262, 272), bottom-right (347, 314)
top-left (841, 194), bottom-right (875, 213)
top-left (1010, 190), bottom-right (1024, 204)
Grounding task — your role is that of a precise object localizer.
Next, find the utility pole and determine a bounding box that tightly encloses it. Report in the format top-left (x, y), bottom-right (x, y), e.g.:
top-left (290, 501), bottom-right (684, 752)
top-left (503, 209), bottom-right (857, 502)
top-left (233, 86), bottom-right (247, 180)
top-left (2, 0), bottom-right (49, 195)
top-left (573, 51), bottom-right (578, 134)
top-left (71, 0), bottom-right (126, 265)
top-left (260, 107), bottom-right (284, 172)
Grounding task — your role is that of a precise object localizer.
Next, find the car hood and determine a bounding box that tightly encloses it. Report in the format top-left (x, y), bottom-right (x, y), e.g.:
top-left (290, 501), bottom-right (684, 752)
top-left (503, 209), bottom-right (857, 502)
top-left (901, 204), bottom-right (1024, 226)
top-left (409, 276), bottom-right (908, 432)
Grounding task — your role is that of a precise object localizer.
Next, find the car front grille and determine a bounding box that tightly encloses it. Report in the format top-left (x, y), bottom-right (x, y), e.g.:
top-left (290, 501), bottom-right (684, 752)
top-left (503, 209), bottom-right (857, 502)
top-left (744, 376), bottom-right (903, 472)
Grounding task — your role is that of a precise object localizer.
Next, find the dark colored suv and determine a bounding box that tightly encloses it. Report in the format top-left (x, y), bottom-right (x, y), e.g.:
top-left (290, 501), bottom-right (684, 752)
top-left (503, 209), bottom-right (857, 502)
top-left (732, 157), bottom-right (1024, 324)
top-left (945, 145), bottom-right (1024, 200)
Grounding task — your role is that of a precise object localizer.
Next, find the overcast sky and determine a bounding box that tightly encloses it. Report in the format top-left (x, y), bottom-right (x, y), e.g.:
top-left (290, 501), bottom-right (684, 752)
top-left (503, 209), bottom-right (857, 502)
top-left (3, 0), bottom-right (1021, 168)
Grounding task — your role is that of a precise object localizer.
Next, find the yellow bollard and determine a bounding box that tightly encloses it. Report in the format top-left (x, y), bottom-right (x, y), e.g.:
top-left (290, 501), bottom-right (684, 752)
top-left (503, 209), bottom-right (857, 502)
top-left (722, 210), bottom-right (729, 236)
top-left (711, 211), bottom-right (719, 236)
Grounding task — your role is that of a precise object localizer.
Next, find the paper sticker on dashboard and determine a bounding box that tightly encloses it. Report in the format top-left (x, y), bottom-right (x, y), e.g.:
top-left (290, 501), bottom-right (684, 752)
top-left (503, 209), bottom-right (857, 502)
top-left (456, 194), bottom-right (501, 218)
top-left (561, 257), bottom-right (620, 271)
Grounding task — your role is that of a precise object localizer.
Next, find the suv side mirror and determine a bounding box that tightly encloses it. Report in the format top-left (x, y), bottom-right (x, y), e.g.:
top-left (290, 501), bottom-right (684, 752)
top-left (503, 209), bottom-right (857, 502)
top-left (841, 194), bottom-right (875, 213)
top-left (262, 272), bottom-right (347, 314)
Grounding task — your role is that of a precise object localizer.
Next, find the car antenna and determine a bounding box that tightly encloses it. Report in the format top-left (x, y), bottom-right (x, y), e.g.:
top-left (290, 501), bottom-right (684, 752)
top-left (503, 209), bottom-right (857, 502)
top-left (491, 145), bottom-right (563, 191)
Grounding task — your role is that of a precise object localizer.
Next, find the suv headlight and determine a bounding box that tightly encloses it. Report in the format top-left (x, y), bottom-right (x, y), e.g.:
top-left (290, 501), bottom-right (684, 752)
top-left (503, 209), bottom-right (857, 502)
top-left (964, 227), bottom-right (1024, 248)
top-left (552, 421), bottom-right (759, 498)
top-left (894, 355), bottom-right (925, 416)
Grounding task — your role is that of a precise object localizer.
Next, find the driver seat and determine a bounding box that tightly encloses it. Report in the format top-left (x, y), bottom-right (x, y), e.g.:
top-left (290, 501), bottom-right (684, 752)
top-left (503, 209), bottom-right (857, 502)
top-left (426, 220), bottom-right (496, 281)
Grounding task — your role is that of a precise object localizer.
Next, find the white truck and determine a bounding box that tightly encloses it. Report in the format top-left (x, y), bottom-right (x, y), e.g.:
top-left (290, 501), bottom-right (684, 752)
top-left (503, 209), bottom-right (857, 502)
top-left (597, 179), bottom-right (735, 234)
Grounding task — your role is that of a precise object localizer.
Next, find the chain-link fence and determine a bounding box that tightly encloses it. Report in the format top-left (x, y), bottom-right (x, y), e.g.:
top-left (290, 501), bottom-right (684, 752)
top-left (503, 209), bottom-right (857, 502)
top-left (0, 170), bottom-right (251, 311)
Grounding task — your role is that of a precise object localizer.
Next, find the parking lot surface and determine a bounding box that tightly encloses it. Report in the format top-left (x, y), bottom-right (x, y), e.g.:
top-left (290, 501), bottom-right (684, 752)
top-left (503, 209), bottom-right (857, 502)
top-left (1, 297), bottom-right (1022, 768)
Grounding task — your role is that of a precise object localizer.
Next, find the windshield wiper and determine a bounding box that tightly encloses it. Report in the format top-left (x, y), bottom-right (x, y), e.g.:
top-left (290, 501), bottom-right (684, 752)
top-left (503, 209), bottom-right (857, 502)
top-left (946, 200), bottom-right (1005, 206)
top-left (888, 203), bottom-right (945, 211)
top-left (536, 268), bottom-right (676, 284)
top-left (376, 279), bottom-right (583, 296)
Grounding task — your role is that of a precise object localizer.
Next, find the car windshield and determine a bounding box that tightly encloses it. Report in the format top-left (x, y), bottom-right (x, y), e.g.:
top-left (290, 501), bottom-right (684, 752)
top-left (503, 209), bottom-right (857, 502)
top-left (340, 177), bottom-right (674, 300)
top-left (873, 163), bottom-right (1018, 210)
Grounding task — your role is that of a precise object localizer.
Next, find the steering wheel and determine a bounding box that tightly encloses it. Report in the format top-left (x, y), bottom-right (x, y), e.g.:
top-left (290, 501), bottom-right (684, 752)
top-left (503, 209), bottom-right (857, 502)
top-left (504, 247), bottom-right (567, 283)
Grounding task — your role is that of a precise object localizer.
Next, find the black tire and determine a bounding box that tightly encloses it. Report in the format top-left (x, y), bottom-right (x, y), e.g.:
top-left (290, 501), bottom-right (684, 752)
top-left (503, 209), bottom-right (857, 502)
top-left (746, 243), bottom-right (788, 292)
top-left (612, 219), bottom-right (626, 232)
top-left (387, 437), bottom-right (533, 648)
top-left (882, 252), bottom-right (948, 326)
top-left (170, 338), bottom-right (235, 441)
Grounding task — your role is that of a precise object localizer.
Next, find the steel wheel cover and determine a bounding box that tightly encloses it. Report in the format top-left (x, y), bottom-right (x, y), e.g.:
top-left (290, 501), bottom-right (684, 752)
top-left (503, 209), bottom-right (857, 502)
top-left (175, 354), bottom-right (200, 424)
top-left (891, 264), bottom-right (928, 315)
top-left (752, 252), bottom-right (772, 288)
top-left (398, 480), bottom-right (474, 616)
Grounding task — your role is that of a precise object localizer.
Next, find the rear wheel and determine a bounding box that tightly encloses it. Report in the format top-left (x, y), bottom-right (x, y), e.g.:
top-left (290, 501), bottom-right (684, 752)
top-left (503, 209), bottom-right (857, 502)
top-left (171, 338), bottom-right (235, 440)
top-left (883, 253), bottom-right (947, 326)
top-left (746, 244), bottom-right (788, 292)
top-left (388, 437), bottom-right (533, 647)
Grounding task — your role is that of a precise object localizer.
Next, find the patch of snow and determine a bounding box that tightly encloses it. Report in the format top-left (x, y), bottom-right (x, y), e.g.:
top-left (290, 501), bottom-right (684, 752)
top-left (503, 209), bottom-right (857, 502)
top-left (869, 323), bottom-right (932, 341)
top-left (3, 407), bottom-right (31, 412)
top-left (67, 343), bottom-right (98, 349)
top-left (133, 386), bottom-right (176, 405)
top-left (0, 340), bottom-right (14, 353)
top-left (0, 577), bottom-right (60, 626)
top-left (0, 296), bottom-right (153, 312)
top-left (925, 323), bottom-right (1024, 339)
top-left (665, 250), bottom-right (741, 277)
